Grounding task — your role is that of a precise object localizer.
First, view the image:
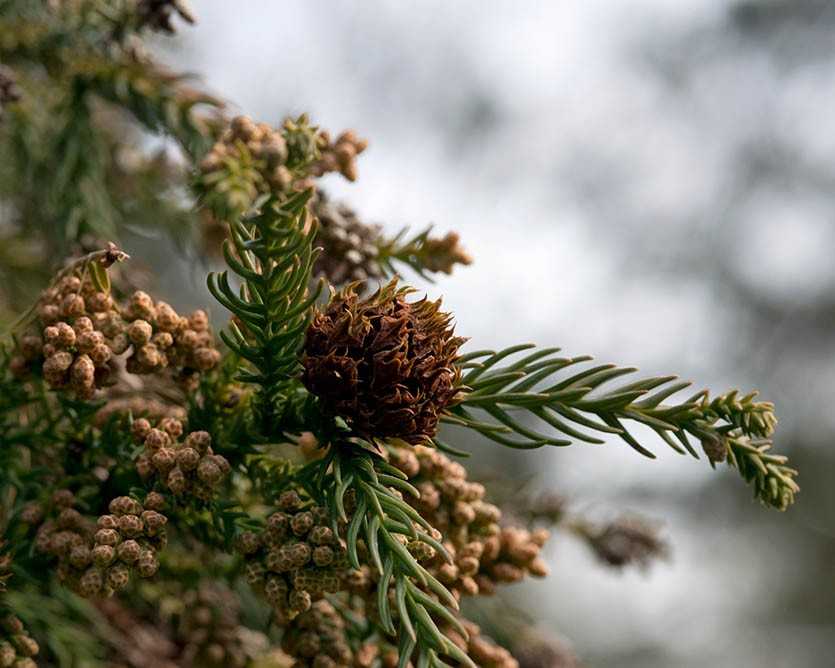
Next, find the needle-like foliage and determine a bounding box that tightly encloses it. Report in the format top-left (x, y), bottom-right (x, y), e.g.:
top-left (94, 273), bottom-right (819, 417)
top-left (301, 446), bottom-right (477, 668)
top-left (447, 345), bottom-right (797, 509)
top-left (207, 190), bottom-right (323, 439)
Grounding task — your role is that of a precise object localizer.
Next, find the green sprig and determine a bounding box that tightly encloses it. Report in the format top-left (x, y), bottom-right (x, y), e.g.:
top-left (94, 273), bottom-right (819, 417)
top-left (307, 445), bottom-right (476, 668)
top-left (447, 344), bottom-right (798, 510)
top-left (207, 189), bottom-right (323, 439)
top-left (376, 225), bottom-right (471, 281)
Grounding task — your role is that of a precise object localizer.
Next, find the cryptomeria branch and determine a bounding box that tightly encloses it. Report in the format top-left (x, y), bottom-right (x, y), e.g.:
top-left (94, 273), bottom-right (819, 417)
top-left (445, 345), bottom-right (798, 510)
top-left (207, 190), bottom-right (323, 439)
top-left (76, 56), bottom-right (223, 161)
top-left (305, 446), bottom-right (477, 668)
top-left (376, 225), bottom-right (472, 281)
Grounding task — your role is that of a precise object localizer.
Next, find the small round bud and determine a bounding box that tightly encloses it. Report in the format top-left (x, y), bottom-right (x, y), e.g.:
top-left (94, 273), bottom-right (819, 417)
top-left (107, 563), bottom-right (130, 591)
top-left (143, 428), bottom-right (170, 451)
top-left (131, 418), bottom-right (152, 442)
top-left (278, 490), bottom-right (302, 512)
top-left (79, 568), bottom-right (104, 597)
top-left (184, 430), bottom-right (211, 453)
top-left (196, 458), bottom-right (222, 485)
top-left (117, 539), bottom-right (141, 563)
top-left (144, 492), bottom-right (166, 511)
top-left (137, 550), bottom-right (159, 577)
top-left (141, 510), bottom-right (167, 536)
top-left (176, 447), bottom-right (200, 471)
top-left (52, 490), bottom-right (75, 508)
top-left (117, 514), bottom-right (143, 537)
top-left (236, 531), bottom-right (260, 555)
top-left (92, 544), bottom-right (116, 567)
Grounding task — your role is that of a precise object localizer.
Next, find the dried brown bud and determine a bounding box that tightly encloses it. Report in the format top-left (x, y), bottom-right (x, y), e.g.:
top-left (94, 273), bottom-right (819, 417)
top-left (303, 280), bottom-right (465, 445)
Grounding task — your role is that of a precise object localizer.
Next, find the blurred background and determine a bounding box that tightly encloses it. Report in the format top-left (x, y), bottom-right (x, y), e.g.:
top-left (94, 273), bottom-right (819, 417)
top-left (145, 2), bottom-right (834, 667)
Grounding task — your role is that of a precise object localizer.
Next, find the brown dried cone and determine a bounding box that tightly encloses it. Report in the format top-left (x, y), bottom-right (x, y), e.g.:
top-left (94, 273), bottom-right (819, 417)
top-left (280, 600), bottom-right (377, 668)
top-left (136, 0), bottom-right (196, 33)
top-left (387, 445), bottom-right (502, 599)
top-left (121, 291), bottom-right (221, 391)
top-left (131, 419), bottom-right (230, 502)
top-left (579, 516), bottom-right (669, 569)
top-left (311, 192), bottom-right (384, 285)
top-left (0, 614), bottom-right (39, 668)
top-left (302, 280), bottom-right (466, 446)
top-left (236, 490), bottom-right (350, 623)
top-left (12, 274), bottom-right (122, 398)
top-left (176, 583), bottom-right (256, 668)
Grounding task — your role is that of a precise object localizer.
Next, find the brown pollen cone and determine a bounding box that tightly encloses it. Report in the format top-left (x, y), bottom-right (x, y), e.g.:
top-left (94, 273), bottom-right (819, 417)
top-left (302, 280), bottom-right (466, 445)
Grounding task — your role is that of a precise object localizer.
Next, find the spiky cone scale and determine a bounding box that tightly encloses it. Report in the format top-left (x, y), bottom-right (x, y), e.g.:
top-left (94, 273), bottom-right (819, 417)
top-left (303, 280), bottom-right (466, 447)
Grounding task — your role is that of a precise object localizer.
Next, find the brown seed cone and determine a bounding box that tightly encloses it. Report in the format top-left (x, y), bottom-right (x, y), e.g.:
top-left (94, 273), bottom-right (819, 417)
top-left (302, 280), bottom-right (466, 446)
top-left (311, 192), bottom-right (383, 285)
top-left (583, 516), bottom-right (669, 569)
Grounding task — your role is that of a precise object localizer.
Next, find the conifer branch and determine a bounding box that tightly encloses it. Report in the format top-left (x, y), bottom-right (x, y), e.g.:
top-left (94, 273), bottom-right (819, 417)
top-left (376, 226), bottom-right (473, 281)
top-left (76, 56), bottom-right (223, 161)
top-left (310, 446), bottom-right (476, 668)
top-left (447, 345), bottom-right (798, 510)
top-left (207, 190), bottom-right (323, 439)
